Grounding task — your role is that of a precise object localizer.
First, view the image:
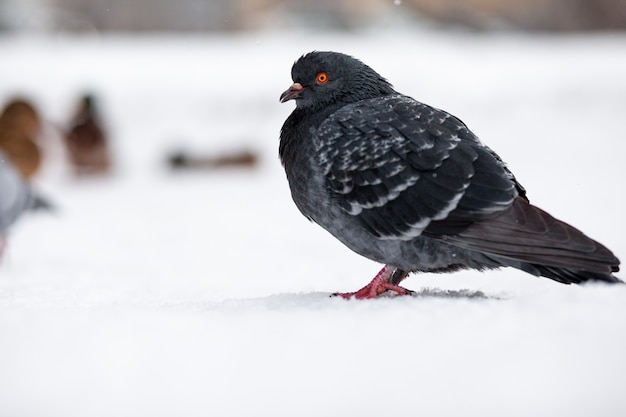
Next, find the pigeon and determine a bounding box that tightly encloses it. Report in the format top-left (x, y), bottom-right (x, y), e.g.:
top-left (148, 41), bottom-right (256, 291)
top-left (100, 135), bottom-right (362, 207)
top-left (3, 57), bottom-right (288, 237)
top-left (278, 51), bottom-right (621, 299)
top-left (0, 149), bottom-right (41, 255)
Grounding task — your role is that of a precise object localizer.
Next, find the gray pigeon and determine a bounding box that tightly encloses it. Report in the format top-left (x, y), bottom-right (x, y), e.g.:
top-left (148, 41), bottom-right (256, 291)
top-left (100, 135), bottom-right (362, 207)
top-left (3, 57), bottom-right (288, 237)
top-left (279, 51), bottom-right (621, 299)
top-left (0, 149), bottom-right (37, 252)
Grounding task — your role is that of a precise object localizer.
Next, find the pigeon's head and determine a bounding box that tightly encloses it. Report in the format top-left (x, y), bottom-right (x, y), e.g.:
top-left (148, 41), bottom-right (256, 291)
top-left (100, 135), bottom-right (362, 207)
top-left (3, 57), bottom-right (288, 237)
top-left (280, 51), bottom-right (396, 111)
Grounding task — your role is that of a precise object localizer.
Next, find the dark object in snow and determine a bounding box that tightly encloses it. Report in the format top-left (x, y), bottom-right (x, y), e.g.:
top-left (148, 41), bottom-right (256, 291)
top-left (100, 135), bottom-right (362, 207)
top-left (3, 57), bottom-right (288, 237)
top-left (65, 94), bottom-right (111, 176)
top-left (279, 51), bottom-right (621, 299)
top-left (167, 149), bottom-right (259, 171)
top-left (0, 99), bottom-right (42, 180)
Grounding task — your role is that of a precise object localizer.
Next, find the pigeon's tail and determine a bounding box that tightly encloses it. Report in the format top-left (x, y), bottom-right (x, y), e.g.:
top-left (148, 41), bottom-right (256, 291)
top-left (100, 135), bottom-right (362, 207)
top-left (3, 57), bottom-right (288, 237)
top-left (445, 197), bottom-right (621, 285)
top-left (501, 258), bottom-right (621, 285)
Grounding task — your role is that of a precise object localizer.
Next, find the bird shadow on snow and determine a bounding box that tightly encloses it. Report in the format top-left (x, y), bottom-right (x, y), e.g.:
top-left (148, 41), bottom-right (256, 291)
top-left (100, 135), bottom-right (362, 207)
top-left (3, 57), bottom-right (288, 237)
top-left (409, 287), bottom-right (501, 300)
top-left (212, 288), bottom-right (503, 312)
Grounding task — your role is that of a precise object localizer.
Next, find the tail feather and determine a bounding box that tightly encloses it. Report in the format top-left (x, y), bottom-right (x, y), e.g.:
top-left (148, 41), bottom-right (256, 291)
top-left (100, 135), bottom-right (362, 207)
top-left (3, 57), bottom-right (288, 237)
top-left (530, 265), bottom-right (622, 285)
top-left (444, 197), bottom-right (621, 284)
top-left (517, 260), bottom-right (622, 285)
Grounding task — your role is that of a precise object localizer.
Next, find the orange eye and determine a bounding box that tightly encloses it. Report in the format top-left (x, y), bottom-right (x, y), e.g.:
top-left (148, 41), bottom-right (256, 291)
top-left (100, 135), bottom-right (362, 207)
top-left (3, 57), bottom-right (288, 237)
top-left (316, 72), bottom-right (329, 84)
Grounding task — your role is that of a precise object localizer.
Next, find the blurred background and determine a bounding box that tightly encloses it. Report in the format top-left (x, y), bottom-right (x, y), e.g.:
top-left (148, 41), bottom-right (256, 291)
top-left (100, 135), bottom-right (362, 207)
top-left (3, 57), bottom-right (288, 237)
top-left (1, 0), bottom-right (625, 179)
top-left (2, 0), bottom-right (626, 32)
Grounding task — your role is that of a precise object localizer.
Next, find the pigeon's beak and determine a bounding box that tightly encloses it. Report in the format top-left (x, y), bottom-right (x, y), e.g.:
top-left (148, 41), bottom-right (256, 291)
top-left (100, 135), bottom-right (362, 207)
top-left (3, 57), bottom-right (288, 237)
top-left (279, 83), bottom-right (304, 103)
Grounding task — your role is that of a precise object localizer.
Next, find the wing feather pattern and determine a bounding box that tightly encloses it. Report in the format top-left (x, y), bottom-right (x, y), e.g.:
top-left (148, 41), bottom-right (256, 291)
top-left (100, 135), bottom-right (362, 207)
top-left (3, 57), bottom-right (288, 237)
top-left (314, 95), bottom-right (518, 240)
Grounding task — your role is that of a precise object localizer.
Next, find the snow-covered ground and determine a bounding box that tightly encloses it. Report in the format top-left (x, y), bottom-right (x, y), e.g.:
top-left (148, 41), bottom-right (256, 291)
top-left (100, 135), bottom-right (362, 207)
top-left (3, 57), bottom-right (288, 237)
top-left (1, 28), bottom-right (625, 417)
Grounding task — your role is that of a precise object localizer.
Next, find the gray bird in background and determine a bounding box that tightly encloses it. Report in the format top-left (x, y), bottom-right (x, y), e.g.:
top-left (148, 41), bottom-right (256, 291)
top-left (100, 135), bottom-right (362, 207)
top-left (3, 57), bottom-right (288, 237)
top-left (0, 149), bottom-right (45, 255)
top-left (279, 51), bottom-right (621, 299)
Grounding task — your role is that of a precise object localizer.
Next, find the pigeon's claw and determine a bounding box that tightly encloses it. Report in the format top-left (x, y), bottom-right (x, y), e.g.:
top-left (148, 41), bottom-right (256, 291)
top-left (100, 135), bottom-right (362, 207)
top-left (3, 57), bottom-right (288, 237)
top-left (332, 265), bottom-right (412, 300)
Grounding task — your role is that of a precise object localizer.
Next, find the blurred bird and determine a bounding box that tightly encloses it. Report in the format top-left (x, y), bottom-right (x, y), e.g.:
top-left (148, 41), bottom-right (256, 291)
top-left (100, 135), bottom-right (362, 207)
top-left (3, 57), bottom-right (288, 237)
top-left (0, 99), bottom-right (40, 138)
top-left (65, 94), bottom-right (111, 176)
top-left (0, 98), bottom-right (43, 180)
top-left (167, 149), bottom-right (259, 171)
top-left (279, 51), bottom-right (621, 299)
top-left (0, 149), bottom-right (47, 256)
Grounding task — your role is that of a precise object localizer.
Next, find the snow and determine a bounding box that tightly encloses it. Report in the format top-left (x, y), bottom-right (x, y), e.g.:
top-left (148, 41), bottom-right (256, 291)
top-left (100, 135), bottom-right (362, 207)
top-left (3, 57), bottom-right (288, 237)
top-left (1, 28), bottom-right (626, 416)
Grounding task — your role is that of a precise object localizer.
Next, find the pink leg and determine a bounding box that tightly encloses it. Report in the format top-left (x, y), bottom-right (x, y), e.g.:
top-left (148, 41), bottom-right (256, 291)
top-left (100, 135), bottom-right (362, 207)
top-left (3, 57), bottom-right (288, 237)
top-left (332, 265), bottom-right (413, 300)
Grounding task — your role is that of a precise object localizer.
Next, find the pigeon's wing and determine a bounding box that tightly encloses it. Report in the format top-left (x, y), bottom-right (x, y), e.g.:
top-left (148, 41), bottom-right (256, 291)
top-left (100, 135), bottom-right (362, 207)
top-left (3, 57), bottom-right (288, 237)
top-left (314, 95), bottom-right (521, 240)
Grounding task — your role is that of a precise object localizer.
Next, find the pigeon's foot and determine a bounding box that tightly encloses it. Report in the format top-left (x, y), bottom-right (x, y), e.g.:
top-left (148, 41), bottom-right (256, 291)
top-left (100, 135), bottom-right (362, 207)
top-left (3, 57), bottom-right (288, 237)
top-left (332, 265), bottom-right (413, 300)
